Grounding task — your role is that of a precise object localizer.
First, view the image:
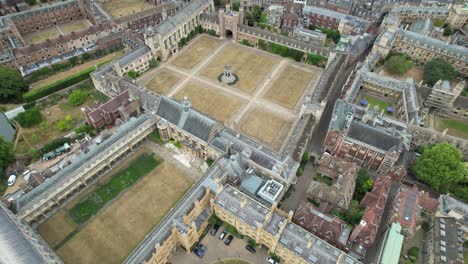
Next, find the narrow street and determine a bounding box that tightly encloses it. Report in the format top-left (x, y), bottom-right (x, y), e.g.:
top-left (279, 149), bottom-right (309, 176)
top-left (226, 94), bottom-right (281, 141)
top-left (280, 162), bottom-right (316, 212)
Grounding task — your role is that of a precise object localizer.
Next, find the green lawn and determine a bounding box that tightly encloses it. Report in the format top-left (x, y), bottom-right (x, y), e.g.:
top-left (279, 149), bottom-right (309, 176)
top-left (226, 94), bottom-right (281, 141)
top-left (69, 154), bottom-right (161, 224)
top-left (361, 95), bottom-right (394, 114)
top-left (437, 118), bottom-right (468, 139)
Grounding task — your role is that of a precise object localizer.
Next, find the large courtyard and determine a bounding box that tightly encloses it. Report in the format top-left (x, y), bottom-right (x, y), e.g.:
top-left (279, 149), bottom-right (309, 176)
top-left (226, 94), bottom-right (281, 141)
top-left (38, 147), bottom-right (194, 264)
top-left (139, 35), bottom-right (322, 152)
top-left (22, 19), bottom-right (92, 45)
top-left (101, 0), bottom-right (153, 18)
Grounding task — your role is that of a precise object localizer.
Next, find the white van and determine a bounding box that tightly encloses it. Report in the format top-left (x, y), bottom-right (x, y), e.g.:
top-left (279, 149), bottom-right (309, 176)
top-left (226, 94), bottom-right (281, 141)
top-left (7, 175), bottom-right (17, 186)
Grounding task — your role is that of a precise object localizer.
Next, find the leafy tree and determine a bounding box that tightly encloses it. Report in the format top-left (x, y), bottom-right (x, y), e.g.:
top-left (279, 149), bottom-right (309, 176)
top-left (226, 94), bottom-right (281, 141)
top-left (250, 4), bottom-right (262, 22)
top-left (28, 148), bottom-right (40, 160)
top-left (74, 124), bottom-right (94, 135)
top-left (82, 53), bottom-right (90, 61)
top-left (214, 0), bottom-right (225, 7)
top-left (433, 18), bottom-right (444, 27)
top-left (231, 0), bottom-right (240, 11)
top-left (56, 115), bottom-right (74, 131)
top-left (246, 11), bottom-right (255, 26)
top-left (68, 89), bottom-right (86, 106)
top-left (149, 58), bottom-right (159, 68)
top-left (408, 247), bottom-right (419, 261)
top-left (260, 12), bottom-right (268, 23)
top-left (355, 169), bottom-right (374, 198)
top-left (69, 57), bottom-right (78, 66)
top-left (423, 58), bottom-right (458, 87)
top-left (331, 200), bottom-right (365, 226)
top-left (127, 70), bottom-right (139, 79)
top-left (25, 0), bottom-right (37, 5)
top-left (16, 108), bottom-right (42, 128)
top-left (0, 136), bottom-right (15, 169)
top-left (385, 54), bottom-right (412, 75)
top-left (411, 143), bottom-right (466, 193)
top-left (301, 152), bottom-right (309, 164)
top-left (443, 25), bottom-right (454, 36)
top-left (0, 66), bottom-right (29, 103)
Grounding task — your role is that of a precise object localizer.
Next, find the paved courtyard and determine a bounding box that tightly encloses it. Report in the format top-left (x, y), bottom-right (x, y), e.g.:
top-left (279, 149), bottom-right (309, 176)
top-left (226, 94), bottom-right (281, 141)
top-left (169, 230), bottom-right (269, 264)
top-left (138, 35), bottom-right (323, 152)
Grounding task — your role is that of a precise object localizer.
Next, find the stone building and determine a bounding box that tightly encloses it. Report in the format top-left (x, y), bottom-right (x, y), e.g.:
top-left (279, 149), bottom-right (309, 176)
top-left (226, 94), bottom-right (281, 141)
top-left (307, 153), bottom-right (359, 210)
top-left (389, 4), bottom-right (467, 29)
top-left (303, 5), bottom-right (370, 35)
top-left (294, 27), bottom-right (327, 45)
top-left (425, 217), bottom-right (465, 264)
top-left (418, 80), bottom-right (467, 120)
top-left (0, 203), bottom-right (63, 263)
top-left (82, 89), bottom-right (141, 129)
top-left (323, 99), bottom-right (410, 175)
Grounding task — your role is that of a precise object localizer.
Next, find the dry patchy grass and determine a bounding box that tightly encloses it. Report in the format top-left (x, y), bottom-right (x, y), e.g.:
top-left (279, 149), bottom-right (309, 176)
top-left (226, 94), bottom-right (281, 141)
top-left (23, 27), bottom-right (61, 44)
top-left (264, 65), bottom-right (316, 109)
top-left (379, 66), bottom-right (423, 83)
top-left (38, 210), bottom-right (78, 248)
top-left (239, 108), bottom-right (292, 150)
top-left (172, 36), bottom-right (222, 70)
top-left (201, 44), bottom-right (278, 94)
top-left (57, 161), bottom-right (193, 264)
top-left (146, 70), bottom-right (181, 95)
top-left (102, 0), bottom-right (152, 18)
top-left (59, 20), bottom-right (90, 34)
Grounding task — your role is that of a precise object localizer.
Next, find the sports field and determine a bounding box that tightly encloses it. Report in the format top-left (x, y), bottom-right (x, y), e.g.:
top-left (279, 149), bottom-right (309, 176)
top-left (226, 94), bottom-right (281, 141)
top-left (146, 70), bottom-right (182, 95)
top-left (264, 65), bottom-right (317, 109)
top-left (174, 82), bottom-right (244, 122)
top-left (238, 108), bottom-right (293, 151)
top-left (38, 151), bottom-right (193, 264)
top-left (171, 36), bottom-right (222, 70)
top-left (201, 44), bottom-right (279, 94)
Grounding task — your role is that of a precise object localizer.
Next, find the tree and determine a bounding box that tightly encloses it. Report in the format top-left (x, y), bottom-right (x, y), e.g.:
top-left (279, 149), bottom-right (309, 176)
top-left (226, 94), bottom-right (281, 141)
top-left (214, 0), bottom-right (225, 7)
top-left (385, 54), bottom-right (412, 75)
top-left (25, 0), bottom-right (37, 5)
top-left (149, 58), bottom-right (159, 68)
top-left (354, 169), bottom-right (374, 201)
top-left (127, 70), bottom-right (139, 79)
top-left (16, 108), bottom-right (42, 128)
top-left (443, 25), bottom-right (454, 36)
top-left (0, 66), bottom-right (29, 103)
top-left (433, 18), bottom-right (444, 27)
top-left (68, 89), bottom-right (86, 106)
top-left (28, 148), bottom-right (40, 160)
top-left (411, 143), bottom-right (466, 193)
top-left (423, 58), bottom-right (458, 87)
top-left (0, 136), bottom-right (15, 169)
top-left (69, 57), bottom-right (78, 66)
top-left (231, 0), bottom-right (240, 11)
top-left (56, 115), bottom-right (74, 131)
top-left (250, 4), bottom-right (262, 22)
top-left (246, 11), bottom-right (255, 26)
top-left (331, 200), bottom-right (365, 226)
top-left (81, 53), bottom-right (90, 61)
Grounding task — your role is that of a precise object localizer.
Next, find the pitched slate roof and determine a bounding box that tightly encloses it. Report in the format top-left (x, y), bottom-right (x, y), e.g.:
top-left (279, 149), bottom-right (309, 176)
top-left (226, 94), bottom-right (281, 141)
top-left (0, 112), bottom-right (15, 142)
top-left (347, 121), bottom-right (401, 151)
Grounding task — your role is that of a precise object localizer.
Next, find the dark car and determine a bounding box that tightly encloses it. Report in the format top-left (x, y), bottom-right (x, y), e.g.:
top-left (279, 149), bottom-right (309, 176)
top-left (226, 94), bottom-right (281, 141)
top-left (210, 224), bottom-right (220, 236)
top-left (193, 248), bottom-right (204, 258)
top-left (197, 243), bottom-right (207, 253)
top-left (224, 235), bottom-right (233, 245)
top-left (245, 245), bottom-right (256, 253)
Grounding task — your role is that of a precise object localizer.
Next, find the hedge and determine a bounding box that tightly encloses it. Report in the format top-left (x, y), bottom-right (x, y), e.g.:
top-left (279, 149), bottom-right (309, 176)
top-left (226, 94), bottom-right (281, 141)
top-left (23, 59), bottom-right (113, 103)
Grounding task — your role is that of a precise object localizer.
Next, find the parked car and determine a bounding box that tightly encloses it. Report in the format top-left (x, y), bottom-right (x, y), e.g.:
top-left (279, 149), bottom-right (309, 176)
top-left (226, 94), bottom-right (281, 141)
top-left (245, 244), bottom-right (256, 253)
top-left (210, 224), bottom-right (220, 236)
top-left (219, 229), bottom-right (228, 240)
top-left (193, 248), bottom-right (204, 258)
top-left (224, 235), bottom-right (233, 245)
top-left (197, 243), bottom-right (207, 253)
top-left (266, 257), bottom-right (278, 264)
top-left (7, 174), bottom-right (16, 187)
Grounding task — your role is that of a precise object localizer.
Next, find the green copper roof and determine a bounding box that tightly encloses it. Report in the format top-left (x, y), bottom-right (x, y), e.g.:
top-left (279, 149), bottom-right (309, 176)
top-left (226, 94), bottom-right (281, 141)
top-left (380, 223), bottom-right (404, 264)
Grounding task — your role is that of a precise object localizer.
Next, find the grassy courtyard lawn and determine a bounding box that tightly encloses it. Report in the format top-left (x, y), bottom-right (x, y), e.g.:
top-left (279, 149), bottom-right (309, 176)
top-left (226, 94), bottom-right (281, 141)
top-left (69, 154), bottom-right (161, 224)
top-left (145, 70), bottom-right (181, 95)
top-left (37, 210), bottom-right (78, 248)
top-left (102, 0), bottom-right (152, 17)
top-left (172, 35), bottom-right (222, 70)
top-left (174, 82), bottom-right (243, 122)
top-left (434, 116), bottom-right (468, 139)
top-left (361, 94), bottom-right (394, 114)
top-left (201, 44), bottom-right (279, 94)
top-left (59, 20), bottom-right (90, 34)
top-left (239, 107), bottom-right (292, 151)
top-left (23, 27), bottom-right (61, 44)
top-left (57, 160), bottom-right (193, 264)
top-left (264, 65), bottom-right (317, 109)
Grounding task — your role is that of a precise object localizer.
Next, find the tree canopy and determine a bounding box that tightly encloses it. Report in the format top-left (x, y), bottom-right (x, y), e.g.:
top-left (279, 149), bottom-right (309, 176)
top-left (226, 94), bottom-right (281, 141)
top-left (433, 18), bottom-right (444, 27)
top-left (423, 58), bottom-right (458, 87)
top-left (16, 108), bottom-right (42, 128)
top-left (354, 168), bottom-right (374, 201)
top-left (231, 0), bottom-right (240, 11)
top-left (411, 143), bottom-right (466, 193)
top-left (385, 54), bottom-right (412, 75)
top-left (0, 136), bottom-right (15, 169)
top-left (68, 89), bottom-right (86, 106)
top-left (0, 66), bottom-right (29, 103)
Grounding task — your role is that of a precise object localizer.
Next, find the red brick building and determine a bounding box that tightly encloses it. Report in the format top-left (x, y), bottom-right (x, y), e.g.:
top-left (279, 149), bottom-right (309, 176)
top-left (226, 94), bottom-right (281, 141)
top-left (82, 89), bottom-right (141, 129)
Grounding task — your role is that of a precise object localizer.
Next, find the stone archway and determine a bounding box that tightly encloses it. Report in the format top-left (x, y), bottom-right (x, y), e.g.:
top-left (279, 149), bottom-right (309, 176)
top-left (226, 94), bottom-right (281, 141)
top-left (225, 29), bottom-right (233, 38)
